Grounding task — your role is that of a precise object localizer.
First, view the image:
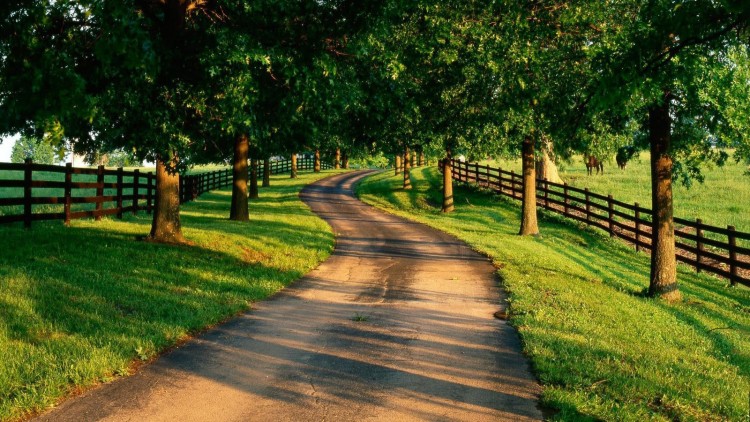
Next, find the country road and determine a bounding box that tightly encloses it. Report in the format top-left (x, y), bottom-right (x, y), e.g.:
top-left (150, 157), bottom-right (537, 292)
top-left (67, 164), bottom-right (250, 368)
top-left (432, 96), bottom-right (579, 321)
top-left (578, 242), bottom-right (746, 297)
top-left (36, 170), bottom-right (543, 421)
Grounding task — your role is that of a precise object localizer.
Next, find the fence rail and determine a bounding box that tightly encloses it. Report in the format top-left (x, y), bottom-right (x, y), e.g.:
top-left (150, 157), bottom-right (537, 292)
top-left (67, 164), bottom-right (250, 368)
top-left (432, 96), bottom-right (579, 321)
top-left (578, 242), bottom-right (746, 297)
top-left (449, 159), bottom-right (750, 288)
top-left (1, 157), bottom-right (327, 227)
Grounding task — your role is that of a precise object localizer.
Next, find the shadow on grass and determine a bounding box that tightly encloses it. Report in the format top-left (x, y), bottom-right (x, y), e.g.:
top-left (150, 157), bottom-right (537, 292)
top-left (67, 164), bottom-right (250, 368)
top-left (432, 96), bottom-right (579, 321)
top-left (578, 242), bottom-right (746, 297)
top-left (0, 174), bottom-right (337, 419)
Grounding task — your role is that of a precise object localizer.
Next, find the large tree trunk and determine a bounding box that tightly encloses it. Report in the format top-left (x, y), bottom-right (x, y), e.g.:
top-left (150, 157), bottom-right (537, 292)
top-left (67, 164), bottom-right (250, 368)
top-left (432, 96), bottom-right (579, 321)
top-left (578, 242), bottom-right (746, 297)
top-left (342, 151), bottom-right (349, 169)
top-left (149, 152), bottom-right (187, 243)
top-left (262, 157), bottom-right (270, 187)
top-left (230, 134), bottom-right (249, 222)
top-left (519, 136), bottom-right (539, 236)
top-left (535, 137), bottom-right (563, 184)
top-left (395, 154), bottom-right (402, 175)
top-left (290, 153), bottom-right (298, 179)
top-left (334, 148), bottom-right (341, 169)
top-left (314, 150), bottom-right (321, 172)
top-left (403, 145), bottom-right (412, 190)
top-left (648, 92), bottom-right (680, 302)
top-left (442, 152), bottom-right (454, 213)
top-left (418, 149), bottom-right (425, 167)
top-left (250, 158), bottom-right (259, 199)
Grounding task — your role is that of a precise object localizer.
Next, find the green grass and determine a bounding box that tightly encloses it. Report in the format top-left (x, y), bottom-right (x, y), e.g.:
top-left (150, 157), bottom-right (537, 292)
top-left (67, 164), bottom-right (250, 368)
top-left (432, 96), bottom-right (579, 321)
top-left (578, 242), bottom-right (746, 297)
top-left (0, 169), bottom-right (344, 421)
top-left (357, 167), bottom-right (750, 421)
top-left (484, 151), bottom-right (750, 232)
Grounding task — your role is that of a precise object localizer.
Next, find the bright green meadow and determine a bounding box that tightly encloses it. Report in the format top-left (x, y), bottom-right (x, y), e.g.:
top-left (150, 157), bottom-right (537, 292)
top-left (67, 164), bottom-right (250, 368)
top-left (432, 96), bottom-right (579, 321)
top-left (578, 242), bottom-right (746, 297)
top-left (357, 167), bottom-right (750, 421)
top-left (0, 170), bottom-right (343, 421)
top-left (484, 151), bottom-right (750, 232)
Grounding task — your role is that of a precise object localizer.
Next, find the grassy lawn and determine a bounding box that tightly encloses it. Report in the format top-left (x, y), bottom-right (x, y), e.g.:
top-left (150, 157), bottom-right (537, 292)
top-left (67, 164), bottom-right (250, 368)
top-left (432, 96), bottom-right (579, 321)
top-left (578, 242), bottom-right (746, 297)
top-left (0, 170), bottom-right (344, 421)
top-left (484, 151), bottom-right (750, 232)
top-left (357, 167), bottom-right (750, 421)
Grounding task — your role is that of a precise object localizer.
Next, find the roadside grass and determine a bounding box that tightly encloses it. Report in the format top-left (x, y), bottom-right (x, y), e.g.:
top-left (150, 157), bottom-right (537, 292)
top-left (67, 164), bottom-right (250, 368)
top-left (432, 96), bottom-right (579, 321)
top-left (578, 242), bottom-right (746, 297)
top-left (357, 167), bottom-right (750, 421)
top-left (0, 170), bottom-right (344, 421)
top-left (484, 151), bottom-right (750, 232)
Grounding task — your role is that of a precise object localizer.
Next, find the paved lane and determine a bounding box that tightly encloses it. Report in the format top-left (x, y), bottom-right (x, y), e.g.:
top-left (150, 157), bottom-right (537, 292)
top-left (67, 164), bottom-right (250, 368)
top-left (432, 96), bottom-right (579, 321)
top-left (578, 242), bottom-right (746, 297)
top-left (37, 171), bottom-right (543, 421)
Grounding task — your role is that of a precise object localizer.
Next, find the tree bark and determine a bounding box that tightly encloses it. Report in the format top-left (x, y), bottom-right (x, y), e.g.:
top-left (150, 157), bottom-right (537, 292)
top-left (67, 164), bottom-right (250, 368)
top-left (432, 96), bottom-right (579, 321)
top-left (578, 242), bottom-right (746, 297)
top-left (334, 148), bottom-right (341, 169)
top-left (535, 137), bottom-right (563, 184)
top-left (403, 145), bottom-right (412, 190)
top-left (249, 158), bottom-right (259, 199)
top-left (519, 136), bottom-right (539, 236)
top-left (418, 149), bottom-right (425, 167)
top-left (262, 157), bottom-right (270, 187)
top-left (149, 152), bottom-right (187, 243)
top-left (395, 154), bottom-right (402, 175)
top-left (291, 153), bottom-right (298, 179)
top-left (442, 152), bottom-right (454, 213)
top-left (342, 151), bottom-right (349, 169)
top-left (648, 92), bottom-right (680, 302)
top-left (314, 149), bottom-right (321, 172)
top-left (230, 134), bottom-right (249, 222)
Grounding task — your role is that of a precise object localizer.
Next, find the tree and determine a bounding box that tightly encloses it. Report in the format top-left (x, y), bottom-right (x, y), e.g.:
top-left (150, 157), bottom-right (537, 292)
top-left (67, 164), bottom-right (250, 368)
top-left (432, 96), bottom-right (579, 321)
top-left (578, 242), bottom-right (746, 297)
top-left (580, 0), bottom-right (750, 300)
top-left (10, 136), bottom-right (55, 164)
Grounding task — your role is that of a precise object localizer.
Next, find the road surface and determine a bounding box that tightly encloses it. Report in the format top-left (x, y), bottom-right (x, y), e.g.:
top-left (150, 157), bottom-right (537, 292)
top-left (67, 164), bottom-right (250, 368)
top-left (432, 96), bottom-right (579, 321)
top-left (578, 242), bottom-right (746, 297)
top-left (36, 170), bottom-right (543, 421)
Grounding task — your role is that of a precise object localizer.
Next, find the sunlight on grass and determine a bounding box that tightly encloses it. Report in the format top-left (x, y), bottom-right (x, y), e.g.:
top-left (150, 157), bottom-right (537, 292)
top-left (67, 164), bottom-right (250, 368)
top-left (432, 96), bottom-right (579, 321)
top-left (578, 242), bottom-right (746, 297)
top-left (358, 167), bottom-right (750, 421)
top-left (0, 170), bottom-right (345, 420)
top-left (485, 151), bottom-right (750, 232)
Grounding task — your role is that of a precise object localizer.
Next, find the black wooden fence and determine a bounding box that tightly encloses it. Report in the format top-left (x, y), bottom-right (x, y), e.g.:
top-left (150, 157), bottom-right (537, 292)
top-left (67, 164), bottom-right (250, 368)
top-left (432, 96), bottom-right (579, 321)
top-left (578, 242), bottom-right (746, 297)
top-left (449, 159), bottom-right (750, 287)
top-left (0, 157), bottom-right (330, 227)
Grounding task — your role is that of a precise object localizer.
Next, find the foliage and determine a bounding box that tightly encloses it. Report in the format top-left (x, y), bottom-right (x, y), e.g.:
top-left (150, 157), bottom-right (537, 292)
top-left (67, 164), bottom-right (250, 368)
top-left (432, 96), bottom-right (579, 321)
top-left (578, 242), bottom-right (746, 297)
top-left (10, 136), bottom-right (56, 164)
top-left (358, 167), bottom-right (750, 421)
top-left (0, 170), bottom-right (343, 420)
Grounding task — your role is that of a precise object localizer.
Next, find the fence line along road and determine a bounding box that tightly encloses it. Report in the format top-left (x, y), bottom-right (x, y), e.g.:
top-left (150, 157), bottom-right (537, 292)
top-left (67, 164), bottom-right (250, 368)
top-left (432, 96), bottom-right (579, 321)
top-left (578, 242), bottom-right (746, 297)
top-left (0, 158), bottom-right (333, 228)
top-left (448, 159), bottom-right (750, 288)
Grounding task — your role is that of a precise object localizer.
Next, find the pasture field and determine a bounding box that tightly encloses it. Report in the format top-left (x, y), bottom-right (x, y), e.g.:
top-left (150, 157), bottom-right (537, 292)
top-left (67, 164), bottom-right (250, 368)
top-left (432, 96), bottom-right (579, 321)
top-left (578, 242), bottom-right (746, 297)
top-left (484, 151), bottom-right (750, 232)
top-left (0, 170), bottom-right (343, 420)
top-left (358, 167), bottom-right (750, 421)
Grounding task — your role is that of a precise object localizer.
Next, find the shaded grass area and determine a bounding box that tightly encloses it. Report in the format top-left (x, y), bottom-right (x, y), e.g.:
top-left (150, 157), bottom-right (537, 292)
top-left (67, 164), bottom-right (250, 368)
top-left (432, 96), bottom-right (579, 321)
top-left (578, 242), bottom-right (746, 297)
top-left (0, 170), bottom-right (344, 421)
top-left (357, 167), bottom-right (750, 421)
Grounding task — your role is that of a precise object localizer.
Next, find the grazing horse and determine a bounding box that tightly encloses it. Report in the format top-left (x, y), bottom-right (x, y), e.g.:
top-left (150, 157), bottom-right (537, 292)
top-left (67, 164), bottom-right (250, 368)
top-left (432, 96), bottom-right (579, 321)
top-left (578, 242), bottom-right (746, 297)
top-left (586, 155), bottom-right (603, 175)
top-left (616, 145), bottom-right (637, 169)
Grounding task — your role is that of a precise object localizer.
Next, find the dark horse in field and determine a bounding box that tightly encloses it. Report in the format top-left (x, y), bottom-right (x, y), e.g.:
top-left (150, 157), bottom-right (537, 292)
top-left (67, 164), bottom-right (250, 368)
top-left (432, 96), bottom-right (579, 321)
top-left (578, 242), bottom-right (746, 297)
top-left (616, 145), bottom-right (637, 169)
top-left (586, 155), bottom-right (603, 175)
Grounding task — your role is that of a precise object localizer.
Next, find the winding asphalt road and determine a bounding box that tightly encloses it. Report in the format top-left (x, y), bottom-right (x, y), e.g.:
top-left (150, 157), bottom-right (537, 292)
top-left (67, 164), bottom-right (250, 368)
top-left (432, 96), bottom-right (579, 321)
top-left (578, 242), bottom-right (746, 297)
top-left (36, 171), bottom-right (543, 421)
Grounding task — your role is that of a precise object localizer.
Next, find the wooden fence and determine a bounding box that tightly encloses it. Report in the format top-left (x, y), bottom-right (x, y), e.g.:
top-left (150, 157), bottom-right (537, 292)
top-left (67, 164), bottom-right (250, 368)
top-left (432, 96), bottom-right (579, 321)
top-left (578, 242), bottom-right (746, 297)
top-left (0, 160), bottom-right (155, 227)
top-left (0, 157), bottom-right (329, 227)
top-left (449, 159), bottom-right (750, 288)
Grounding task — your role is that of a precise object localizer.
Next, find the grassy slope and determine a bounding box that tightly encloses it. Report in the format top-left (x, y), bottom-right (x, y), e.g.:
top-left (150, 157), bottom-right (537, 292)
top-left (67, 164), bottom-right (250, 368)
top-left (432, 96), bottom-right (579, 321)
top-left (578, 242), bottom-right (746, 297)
top-left (485, 151), bottom-right (750, 232)
top-left (358, 167), bottom-right (750, 421)
top-left (0, 170), bottom-right (343, 421)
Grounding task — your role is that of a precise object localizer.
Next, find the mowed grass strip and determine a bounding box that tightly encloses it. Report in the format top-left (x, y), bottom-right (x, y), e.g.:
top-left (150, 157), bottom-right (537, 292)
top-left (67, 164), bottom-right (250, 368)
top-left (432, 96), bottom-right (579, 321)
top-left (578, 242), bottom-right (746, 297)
top-left (357, 167), bottom-right (750, 421)
top-left (0, 170), bottom-right (343, 421)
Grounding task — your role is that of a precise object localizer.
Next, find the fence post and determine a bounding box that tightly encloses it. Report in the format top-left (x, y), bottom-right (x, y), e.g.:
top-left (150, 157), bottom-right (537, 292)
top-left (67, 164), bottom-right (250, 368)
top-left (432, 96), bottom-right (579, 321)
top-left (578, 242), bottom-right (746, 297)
top-left (23, 159), bottom-right (32, 229)
top-left (510, 170), bottom-right (516, 199)
top-left (64, 163), bottom-right (73, 225)
top-left (146, 173), bottom-right (153, 213)
top-left (585, 188), bottom-right (591, 226)
top-left (474, 163), bottom-right (479, 185)
top-left (608, 194), bottom-right (614, 237)
top-left (116, 167), bottom-right (124, 219)
top-left (498, 168), bottom-right (503, 192)
top-left (96, 165), bottom-right (105, 221)
top-left (132, 169), bottom-right (140, 215)
top-left (634, 203), bottom-right (641, 252)
top-left (544, 179), bottom-right (549, 209)
top-left (728, 225), bottom-right (738, 286)
top-left (695, 219), bottom-right (703, 273)
top-left (563, 182), bottom-right (569, 216)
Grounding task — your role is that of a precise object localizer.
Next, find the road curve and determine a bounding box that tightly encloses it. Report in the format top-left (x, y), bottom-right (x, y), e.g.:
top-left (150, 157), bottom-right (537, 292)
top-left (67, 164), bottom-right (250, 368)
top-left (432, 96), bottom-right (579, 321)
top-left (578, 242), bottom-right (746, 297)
top-left (36, 170), bottom-right (543, 422)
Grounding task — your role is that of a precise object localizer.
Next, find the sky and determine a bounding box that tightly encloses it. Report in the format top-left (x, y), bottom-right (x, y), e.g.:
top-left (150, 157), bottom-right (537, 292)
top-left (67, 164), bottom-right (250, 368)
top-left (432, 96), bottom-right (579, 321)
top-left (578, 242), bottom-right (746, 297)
top-left (0, 135), bottom-right (17, 162)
